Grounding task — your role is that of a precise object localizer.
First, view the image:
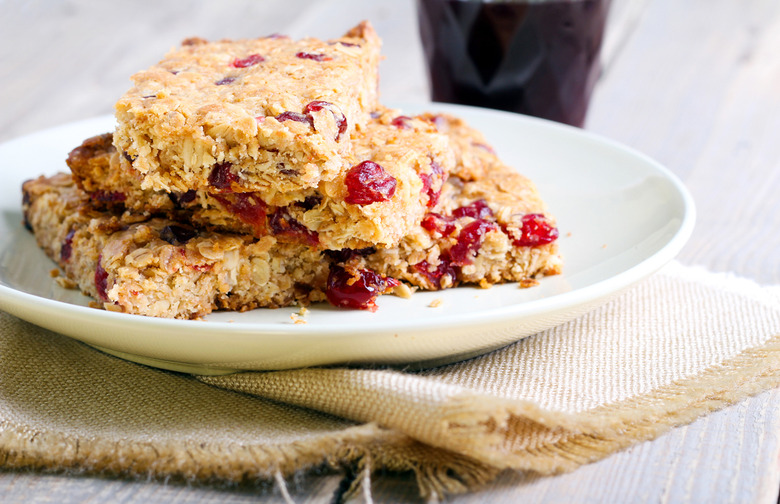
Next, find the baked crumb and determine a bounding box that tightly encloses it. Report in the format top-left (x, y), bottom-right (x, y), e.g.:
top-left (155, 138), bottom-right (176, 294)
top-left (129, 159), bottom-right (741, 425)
top-left (392, 282), bottom-right (414, 299)
top-left (428, 298), bottom-right (443, 308)
top-left (49, 268), bottom-right (60, 278)
top-left (54, 276), bottom-right (78, 289)
top-left (290, 306), bottom-right (310, 324)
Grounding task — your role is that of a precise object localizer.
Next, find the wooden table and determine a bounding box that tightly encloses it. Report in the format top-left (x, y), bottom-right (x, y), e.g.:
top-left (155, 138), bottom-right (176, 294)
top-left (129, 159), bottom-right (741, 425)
top-left (2, 0), bottom-right (779, 501)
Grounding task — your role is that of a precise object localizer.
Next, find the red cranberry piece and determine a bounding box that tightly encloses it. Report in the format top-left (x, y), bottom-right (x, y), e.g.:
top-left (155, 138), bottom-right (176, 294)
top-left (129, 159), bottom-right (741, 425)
top-left (323, 247), bottom-right (376, 263)
top-left (418, 160), bottom-right (445, 208)
top-left (22, 189), bottom-right (32, 231)
top-left (160, 224), bottom-right (198, 245)
top-left (95, 255), bottom-right (109, 301)
top-left (231, 54), bottom-right (265, 68)
top-left (421, 213), bottom-right (456, 237)
top-left (208, 162), bottom-right (238, 191)
top-left (90, 191), bottom-right (126, 203)
top-left (275, 111), bottom-right (313, 127)
top-left (391, 116), bottom-right (412, 129)
top-left (296, 51), bottom-right (332, 62)
top-left (171, 190), bottom-right (197, 207)
top-left (276, 162), bottom-right (298, 176)
top-left (326, 264), bottom-right (398, 312)
top-left (473, 142), bottom-right (496, 155)
top-left (413, 259), bottom-right (457, 290)
top-left (305, 101), bottom-right (347, 141)
top-left (213, 193), bottom-right (267, 232)
top-left (449, 219), bottom-right (498, 266)
top-left (344, 161), bottom-right (397, 205)
top-left (297, 194), bottom-right (322, 210)
top-left (453, 199), bottom-right (493, 219)
top-left (215, 76), bottom-right (236, 85)
top-left (268, 208), bottom-right (319, 246)
top-left (428, 114), bottom-right (449, 132)
top-left (61, 229), bottom-right (76, 262)
top-left (509, 214), bottom-right (559, 247)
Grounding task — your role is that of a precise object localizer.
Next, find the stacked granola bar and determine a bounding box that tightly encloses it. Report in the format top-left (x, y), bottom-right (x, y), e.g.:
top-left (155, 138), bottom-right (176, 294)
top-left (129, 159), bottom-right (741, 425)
top-left (22, 22), bottom-right (562, 319)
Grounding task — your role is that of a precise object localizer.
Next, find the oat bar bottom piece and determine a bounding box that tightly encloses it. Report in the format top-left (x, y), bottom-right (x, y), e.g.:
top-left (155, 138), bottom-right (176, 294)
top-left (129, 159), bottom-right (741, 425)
top-left (23, 163), bottom-right (560, 318)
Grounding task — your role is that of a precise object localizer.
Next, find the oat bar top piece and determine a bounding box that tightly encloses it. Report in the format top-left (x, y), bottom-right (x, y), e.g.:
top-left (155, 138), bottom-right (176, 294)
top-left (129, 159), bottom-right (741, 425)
top-left (114, 21), bottom-right (381, 193)
top-left (69, 110), bottom-right (454, 250)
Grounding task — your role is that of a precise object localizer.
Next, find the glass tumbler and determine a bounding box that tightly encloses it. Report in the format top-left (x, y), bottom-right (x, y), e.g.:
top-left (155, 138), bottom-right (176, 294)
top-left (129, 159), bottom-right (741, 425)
top-left (417, 0), bottom-right (612, 127)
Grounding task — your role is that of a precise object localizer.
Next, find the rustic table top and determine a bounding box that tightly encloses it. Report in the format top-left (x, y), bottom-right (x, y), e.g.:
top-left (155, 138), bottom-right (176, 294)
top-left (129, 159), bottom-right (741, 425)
top-left (1, 0), bottom-right (779, 502)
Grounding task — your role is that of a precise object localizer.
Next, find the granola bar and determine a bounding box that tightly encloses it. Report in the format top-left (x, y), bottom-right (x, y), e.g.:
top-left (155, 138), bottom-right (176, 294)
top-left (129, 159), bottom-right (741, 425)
top-left (22, 174), bottom-right (332, 318)
top-left (68, 110), bottom-right (453, 250)
top-left (24, 151), bottom-right (559, 319)
top-left (114, 22), bottom-right (381, 194)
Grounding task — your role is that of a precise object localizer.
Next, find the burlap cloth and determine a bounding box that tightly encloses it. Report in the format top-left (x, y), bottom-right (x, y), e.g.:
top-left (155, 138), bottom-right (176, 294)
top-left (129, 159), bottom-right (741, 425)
top-left (2, 261), bottom-right (780, 500)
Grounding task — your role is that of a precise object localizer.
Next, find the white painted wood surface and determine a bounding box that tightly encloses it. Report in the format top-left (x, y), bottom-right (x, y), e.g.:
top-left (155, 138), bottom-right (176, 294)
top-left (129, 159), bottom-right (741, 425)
top-left (1, 0), bottom-right (779, 502)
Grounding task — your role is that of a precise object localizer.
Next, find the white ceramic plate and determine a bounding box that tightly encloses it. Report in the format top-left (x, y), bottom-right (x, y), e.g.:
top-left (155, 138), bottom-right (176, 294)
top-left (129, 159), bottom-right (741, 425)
top-left (0, 104), bottom-right (695, 374)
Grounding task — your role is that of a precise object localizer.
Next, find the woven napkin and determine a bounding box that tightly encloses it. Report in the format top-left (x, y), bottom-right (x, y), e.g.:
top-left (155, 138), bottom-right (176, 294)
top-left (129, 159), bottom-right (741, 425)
top-left (1, 261), bottom-right (779, 500)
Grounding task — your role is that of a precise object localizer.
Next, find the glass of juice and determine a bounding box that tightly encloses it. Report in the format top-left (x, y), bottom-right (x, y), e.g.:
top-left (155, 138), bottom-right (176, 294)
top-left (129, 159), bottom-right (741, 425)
top-left (416, 0), bottom-right (612, 127)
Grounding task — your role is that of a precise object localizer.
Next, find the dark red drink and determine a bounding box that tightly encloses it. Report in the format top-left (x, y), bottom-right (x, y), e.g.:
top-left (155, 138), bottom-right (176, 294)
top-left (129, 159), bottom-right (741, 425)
top-left (417, 0), bottom-right (611, 127)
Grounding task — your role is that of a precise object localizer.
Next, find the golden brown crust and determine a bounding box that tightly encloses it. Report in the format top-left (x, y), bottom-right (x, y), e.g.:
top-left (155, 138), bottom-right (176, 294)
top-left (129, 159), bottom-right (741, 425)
top-left (114, 22), bottom-right (382, 194)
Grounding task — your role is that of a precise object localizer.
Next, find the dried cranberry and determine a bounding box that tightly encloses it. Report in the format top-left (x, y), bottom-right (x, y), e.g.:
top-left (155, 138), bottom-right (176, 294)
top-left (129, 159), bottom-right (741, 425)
top-left (326, 264), bottom-right (398, 312)
top-left (268, 208), bottom-right (319, 246)
top-left (22, 190), bottom-right (32, 231)
top-left (508, 214), bottom-right (559, 247)
top-left (277, 163), bottom-right (298, 176)
top-left (305, 101), bottom-right (347, 141)
top-left (95, 255), bottom-right (109, 301)
top-left (413, 259), bottom-right (457, 290)
top-left (453, 199), bottom-right (493, 219)
top-left (231, 54), bottom-right (265, 68)
top-left (344, 161), bottom-right (397, 205)
top-left (160, 225), bottom-right (198, 245)
top-left (275, 111), bottom-right (313, 127)
top-left (61, 229), bottom-right (76, 262)
top-left (90, 191), bottom-right (126, 203)
top-left (215, 76), bottom-right (236, 85)
top-left (333, 41), bottom-right (359, 48)
top-left (323, 247), bottom-right (376, 263)
top-left (213, 193), bottom-right (267, 232)
top-left (473, 142), bottom-right (496, 155)
top-left (428, 114), bottom-right (448, 131)
top-left (449, 219), bottom-right (498, 266)
top-left (418, 160), bottom-right (445, 208)
top-left (171, 190), bottom-right (197, 207)
top-left (208, 163), bottom-right (238, 191)
top-left (122, 152), bottom-right (137, 163)
top-left (297, 194), bottom-right (322, 211)
top-left (391, 116), bottom-right (412, 129)
top-left (421, 213), bottom-right (456, 237)
top-left (296, 51), bottom-right (332, 62)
